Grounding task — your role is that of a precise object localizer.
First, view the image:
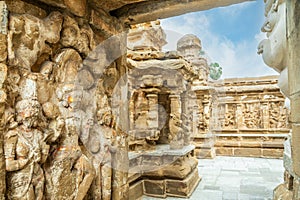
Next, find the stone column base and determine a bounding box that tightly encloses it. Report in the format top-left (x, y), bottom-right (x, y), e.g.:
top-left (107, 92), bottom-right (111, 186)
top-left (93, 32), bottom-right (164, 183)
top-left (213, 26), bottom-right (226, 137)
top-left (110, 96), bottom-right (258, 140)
top-left (128, 144), bottom-right (200, 199)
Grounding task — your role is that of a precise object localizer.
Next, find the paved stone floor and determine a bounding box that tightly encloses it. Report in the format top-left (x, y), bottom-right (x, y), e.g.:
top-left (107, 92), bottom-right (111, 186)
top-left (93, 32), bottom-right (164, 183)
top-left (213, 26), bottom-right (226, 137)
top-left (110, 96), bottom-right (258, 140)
top-left (142, 156), bottom-right (284, 200)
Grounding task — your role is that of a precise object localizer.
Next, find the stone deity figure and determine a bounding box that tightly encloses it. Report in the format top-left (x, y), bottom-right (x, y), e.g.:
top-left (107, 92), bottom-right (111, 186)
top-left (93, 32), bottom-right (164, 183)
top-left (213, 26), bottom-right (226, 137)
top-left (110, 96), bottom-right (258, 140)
top-left (168, 113), bottom-right (184, 149)
top-left (44, 116), bottom-right (94, 200)
top-left (258, 0), bottom-right (288, 96)
top-left (269, 102), bottom-right (280, 128)
top-left (4, 99), bottom-right (49, 200)
top-left (95, 108), bottom-right (117, 200)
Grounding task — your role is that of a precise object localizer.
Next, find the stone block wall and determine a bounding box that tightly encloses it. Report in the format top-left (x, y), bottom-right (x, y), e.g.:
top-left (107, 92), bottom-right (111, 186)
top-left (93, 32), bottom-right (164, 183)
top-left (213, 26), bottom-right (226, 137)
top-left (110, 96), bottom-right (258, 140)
top-left (192, 76), bottom-right (290, 159)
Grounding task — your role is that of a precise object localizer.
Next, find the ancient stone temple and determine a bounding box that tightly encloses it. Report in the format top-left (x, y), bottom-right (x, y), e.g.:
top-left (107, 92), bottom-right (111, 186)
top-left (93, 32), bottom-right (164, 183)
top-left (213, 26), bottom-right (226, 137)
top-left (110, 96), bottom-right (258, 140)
top-left (0, 0), bottom-right (300, 199)
top-left (127, 21), bottom-right (201, 198)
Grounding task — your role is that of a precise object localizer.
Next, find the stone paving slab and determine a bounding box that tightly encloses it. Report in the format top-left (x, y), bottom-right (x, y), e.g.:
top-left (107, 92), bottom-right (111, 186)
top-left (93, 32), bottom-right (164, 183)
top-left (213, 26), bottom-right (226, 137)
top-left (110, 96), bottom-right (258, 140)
top-left (142, 156), bottom-right (284, 200)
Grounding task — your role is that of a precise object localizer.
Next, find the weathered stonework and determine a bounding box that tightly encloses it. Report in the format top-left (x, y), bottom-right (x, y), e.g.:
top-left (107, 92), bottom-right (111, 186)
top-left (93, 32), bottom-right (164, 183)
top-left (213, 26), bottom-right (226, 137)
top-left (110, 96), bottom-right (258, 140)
top-left (127, 22), bottom-right (200, 199)
top-left (0, 0), bottom-right (129, 199)
top-left (1, 0), bottom-right (299, 199)
top-left (0, 2), bottom-right (7, 199)
top-left (258, 0), bottom-right (300, 199)
top-left (212, 76), bottom-right (289, 158)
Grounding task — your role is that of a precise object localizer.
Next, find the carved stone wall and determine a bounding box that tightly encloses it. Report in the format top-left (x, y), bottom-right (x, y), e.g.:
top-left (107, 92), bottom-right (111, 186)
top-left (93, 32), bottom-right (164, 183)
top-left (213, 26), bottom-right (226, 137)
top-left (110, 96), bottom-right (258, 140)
top-left (212, 76), bottom-right (289, 158)
top-left (0, 2), bottom-right (8, 199)
top-left (0, 0), bottom-right (129, 199)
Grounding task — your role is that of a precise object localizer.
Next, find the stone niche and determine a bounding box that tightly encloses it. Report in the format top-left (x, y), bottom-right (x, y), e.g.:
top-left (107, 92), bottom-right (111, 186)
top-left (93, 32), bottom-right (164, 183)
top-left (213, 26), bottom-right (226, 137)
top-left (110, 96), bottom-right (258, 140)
top-left (127, 22), bottom-right (202, 199)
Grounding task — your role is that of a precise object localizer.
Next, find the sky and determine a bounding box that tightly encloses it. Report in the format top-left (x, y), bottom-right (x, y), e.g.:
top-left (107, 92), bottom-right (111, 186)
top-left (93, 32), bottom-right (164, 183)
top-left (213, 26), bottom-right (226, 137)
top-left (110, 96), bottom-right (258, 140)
top-left (160, 0), bottom-right (278, 79)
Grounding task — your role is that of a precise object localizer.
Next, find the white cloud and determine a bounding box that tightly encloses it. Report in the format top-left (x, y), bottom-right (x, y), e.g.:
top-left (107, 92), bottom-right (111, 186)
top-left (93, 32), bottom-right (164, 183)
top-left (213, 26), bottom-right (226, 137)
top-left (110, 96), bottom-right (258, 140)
top-left (255, 32), bottom-right (267, 42)
top-left (217, 1), bottom-right (254, 16)
top-left (161, 8), bottom-right (278, 79)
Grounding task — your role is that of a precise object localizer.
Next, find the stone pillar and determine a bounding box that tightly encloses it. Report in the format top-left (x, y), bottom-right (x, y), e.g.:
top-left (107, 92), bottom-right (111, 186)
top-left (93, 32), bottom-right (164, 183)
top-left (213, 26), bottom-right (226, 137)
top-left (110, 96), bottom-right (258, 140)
top-left (203, 95), bottom-right (210, 131)
top-left (287, 0), bottom-right (300, 197)
top-left (169, 94), bottom-right (181, 116)
top-left (147, 92), bottom-right (159, 129)
top-left (169, 94), bottom-right (183, 149)
top-left (192, 104), bottom-right (199, 135)
top-left (236, 103), bottom-right (244, 129)
top-left (261, 102), bottom-right (270, 129)
top-left (0, 2), bottom-right (7, 199)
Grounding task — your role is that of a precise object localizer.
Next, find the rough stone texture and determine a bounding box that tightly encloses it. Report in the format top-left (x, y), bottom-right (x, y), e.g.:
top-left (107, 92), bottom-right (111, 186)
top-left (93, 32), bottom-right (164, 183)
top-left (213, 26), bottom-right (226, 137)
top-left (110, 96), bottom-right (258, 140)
top-left (128, 145), bottom-right (200, 199)
top-left (127, 23), bottom-right (199, 152)
top-left (127, 21), bottom-right (167, 51)
top-left (286, 3), bottom-right (300, 194)
top-left (0, 2), bottom-right (7, 199)
top-left (5, 0), bottom-right (47, 18)
top-left (143, 156), bottom-right (285, 200)
top-left (0, 0), bottom-right (129, 199)
top-left (211, 76), bottom-right (289, 159)
top-left (112, 0), bottom-right (254, 25)
top-left (7, 12), bottom-right (64, 71)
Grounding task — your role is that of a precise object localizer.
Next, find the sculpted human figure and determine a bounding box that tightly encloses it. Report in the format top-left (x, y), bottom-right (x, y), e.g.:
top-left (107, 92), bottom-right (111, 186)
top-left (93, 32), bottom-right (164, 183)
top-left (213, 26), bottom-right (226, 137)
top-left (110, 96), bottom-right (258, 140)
top-left (4, 99), bottom-right (49, 200)
top-left (269, 102), bottom-right (280, 128)
top-left (94, 108), bottom-right (117, 200)
top-left (41, 79), bottom-right (94, 199)
top-left (44, 115), bottom-right (94, 200)
top-left (258, 0), bottom-right (288, 95)
top-left (224, 110), bottom-right (235, 128)
top-left (61, 16), bottom-right (95, 56)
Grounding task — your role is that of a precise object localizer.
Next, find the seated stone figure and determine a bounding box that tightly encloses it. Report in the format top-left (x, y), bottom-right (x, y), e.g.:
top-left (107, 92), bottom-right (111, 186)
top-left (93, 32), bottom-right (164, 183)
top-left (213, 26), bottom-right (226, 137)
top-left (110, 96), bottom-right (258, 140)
top-left (169, 113), bottom-right (184, 149)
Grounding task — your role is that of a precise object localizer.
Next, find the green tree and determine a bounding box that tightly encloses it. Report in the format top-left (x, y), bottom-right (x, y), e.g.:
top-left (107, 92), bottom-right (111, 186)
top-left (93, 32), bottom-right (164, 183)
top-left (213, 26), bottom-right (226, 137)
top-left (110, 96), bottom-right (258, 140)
top-left (209, 62), bottom-right (222, 80)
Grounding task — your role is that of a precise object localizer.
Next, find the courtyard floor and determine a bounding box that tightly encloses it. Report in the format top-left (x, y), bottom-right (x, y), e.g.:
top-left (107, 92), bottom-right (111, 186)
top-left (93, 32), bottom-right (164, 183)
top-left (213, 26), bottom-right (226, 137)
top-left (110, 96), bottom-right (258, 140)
top-left (142, 156), bottom-right (284, 200)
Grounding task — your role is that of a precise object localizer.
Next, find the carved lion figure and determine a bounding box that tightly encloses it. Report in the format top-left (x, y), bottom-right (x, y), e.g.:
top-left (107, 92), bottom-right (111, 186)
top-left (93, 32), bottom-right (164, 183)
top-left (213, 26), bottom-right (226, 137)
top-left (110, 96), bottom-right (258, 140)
top-left (168, 113), bottom-right (184, 142)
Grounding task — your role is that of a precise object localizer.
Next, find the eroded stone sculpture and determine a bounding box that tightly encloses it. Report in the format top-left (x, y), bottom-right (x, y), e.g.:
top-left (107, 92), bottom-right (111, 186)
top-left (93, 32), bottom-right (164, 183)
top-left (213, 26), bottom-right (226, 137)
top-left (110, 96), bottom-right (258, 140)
top-left (258, 0), bottom-right (288, 95)
top-left (4, 79), bottom-right (49, 200)
top-left (7, 12), bottom-right (63, 71)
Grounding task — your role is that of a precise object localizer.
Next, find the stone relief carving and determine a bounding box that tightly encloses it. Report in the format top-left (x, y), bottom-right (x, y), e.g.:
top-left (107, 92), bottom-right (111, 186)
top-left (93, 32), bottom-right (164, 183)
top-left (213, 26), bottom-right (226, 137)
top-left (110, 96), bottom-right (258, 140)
top-left (0, 4), bottom-right (291, 199)
top-left (133, 91), bottom-right (149, 129)
top-left (4, 78), bottom-right (49, 200)
top-left (224, 107), bottom-right (235, 129)
top-left (1, 8), bottom-right (128, 199)
top-left (177, 34), bottom-right (209, 84)
top-left (269, 101), bottom-right (287, 128)
top-left (0, 2), bottom-right (8, 35)
top-left (243, 103), bottom-right (260, 129)
top-left (168, 113), bottom-right (184, 149)
top-left (61, 15), bottom-right (95, 57)
top-left (196, 98), bottom-right (210, 132)
top-left (7, 12), bottom-right (63, 71)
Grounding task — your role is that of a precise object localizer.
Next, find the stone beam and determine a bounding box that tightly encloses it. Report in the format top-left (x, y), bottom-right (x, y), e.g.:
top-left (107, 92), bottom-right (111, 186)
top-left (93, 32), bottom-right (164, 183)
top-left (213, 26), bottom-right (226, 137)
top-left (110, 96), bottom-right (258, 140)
top-left (112, 0), bottom-right (255, 25)
top-left (89, 0), bottom-right (147, 12)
